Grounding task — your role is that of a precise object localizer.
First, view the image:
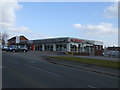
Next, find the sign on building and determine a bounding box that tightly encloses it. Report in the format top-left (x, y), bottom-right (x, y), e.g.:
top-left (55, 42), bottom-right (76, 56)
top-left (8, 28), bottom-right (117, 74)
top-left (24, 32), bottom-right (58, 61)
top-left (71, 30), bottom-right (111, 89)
top-left (94, 41), bottom-right (103, 45)
top-left (16, 36), bottom-right (20, 43)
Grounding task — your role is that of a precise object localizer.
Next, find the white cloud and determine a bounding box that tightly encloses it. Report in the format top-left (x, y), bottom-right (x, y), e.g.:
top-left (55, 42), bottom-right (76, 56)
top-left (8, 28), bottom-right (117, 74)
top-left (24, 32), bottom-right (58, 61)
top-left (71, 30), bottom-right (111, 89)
top-left (7, 26), bottom-right (32, 33)
top-left (0, 0), bottom-right (53, 41)
top-left (72, 22), bottom-right (117, 36)
top-left (0, 0), bottom-right (51, 40)
top-left (0, 0), bottom-right (33, 39)
top-left (72, 24), bottom-right (82, 29)
top-left (103, 3), bottom-right (118, 19)
top-left (72, 23), bottom-right (118, 46)
top-left (0, 0), bottom-right (22, 24)
top-left (28, 33), bottom-right (50, 40)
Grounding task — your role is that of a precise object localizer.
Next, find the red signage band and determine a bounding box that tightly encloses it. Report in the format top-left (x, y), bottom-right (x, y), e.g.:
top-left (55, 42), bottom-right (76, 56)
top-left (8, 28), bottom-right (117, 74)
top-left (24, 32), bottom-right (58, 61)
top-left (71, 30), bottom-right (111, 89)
top-left (71, 39), bottom-right (83, 42)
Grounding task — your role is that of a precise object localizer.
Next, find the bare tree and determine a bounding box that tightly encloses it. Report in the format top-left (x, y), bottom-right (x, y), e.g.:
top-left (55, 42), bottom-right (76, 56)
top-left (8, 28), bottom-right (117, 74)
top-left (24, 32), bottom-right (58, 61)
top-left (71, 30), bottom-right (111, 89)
top-left (0, 32), bottom-right (9, 46)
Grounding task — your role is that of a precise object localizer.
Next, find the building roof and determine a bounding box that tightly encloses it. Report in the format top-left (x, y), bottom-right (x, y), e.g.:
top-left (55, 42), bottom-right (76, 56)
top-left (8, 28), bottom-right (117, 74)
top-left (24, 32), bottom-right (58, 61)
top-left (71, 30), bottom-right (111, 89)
top-left (8, 35), bottom-right (28, 41)
top-left (107, 47), bottom-right (120, 51)
top-left (32, 37), bottom-right (103, 45)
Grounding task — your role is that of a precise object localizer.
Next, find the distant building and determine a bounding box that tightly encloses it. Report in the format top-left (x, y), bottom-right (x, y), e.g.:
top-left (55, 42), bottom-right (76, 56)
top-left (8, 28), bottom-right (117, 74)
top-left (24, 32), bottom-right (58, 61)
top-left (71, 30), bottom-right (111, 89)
top-left (8, 35), bottom-right (28, 46)
top-left (107, 46), bottom-right (120, 51)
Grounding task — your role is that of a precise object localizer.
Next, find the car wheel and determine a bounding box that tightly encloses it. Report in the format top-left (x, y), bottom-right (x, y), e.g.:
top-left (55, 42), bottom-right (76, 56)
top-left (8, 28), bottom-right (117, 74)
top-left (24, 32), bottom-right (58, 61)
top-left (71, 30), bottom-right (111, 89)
top-left (23, 50), bottom-right (26, 53)
top-left (12, 50), bottom-right (16, 52)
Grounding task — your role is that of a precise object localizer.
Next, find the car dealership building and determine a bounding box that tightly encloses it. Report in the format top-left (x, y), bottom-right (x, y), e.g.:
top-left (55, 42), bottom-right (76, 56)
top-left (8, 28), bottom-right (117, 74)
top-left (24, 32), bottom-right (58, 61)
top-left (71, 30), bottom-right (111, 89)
top-left (27, 37), bottom-right (103, 56)
top-left (8, 36), bottom-right (104, 56)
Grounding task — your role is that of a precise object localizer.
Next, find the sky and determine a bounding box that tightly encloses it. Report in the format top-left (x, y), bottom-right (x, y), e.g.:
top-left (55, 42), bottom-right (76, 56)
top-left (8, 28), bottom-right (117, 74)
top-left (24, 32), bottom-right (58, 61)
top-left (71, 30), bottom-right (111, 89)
top-left (0, 0), bottom-right (118, 47)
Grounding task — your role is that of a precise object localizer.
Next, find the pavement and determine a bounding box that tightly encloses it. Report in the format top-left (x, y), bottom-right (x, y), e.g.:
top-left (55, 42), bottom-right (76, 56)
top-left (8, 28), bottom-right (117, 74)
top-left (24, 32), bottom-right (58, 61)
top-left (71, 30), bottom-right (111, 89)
top-left (70, 55), bottom-right (119, 61)
top-left (2, 51), bottom-right (119, 88)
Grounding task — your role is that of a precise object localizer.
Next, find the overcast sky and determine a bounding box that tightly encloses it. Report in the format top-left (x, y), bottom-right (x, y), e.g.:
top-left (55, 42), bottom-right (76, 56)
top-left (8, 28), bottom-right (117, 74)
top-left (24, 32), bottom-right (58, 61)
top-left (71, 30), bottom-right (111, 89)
top-left (0, 0), bottom-right (118, 47)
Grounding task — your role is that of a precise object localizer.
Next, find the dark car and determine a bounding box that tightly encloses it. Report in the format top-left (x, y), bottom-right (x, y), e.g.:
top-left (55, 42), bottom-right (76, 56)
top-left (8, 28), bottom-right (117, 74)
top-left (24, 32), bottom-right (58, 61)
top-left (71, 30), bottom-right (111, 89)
top-left (6, 45), bottom-right (28, 52)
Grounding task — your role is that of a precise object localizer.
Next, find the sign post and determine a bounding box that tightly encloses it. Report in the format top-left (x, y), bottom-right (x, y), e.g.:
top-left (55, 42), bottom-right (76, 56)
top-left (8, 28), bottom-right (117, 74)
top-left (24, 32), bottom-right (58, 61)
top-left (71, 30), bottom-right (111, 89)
top-left (16, 36), bottom-right (20, 47)
top-left (16, 36), bottom-right (20, 44)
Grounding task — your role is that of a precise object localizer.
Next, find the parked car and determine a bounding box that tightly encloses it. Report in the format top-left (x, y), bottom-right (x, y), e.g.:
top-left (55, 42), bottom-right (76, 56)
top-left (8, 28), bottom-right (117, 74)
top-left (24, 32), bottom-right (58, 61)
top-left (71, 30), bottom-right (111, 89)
top-left (0, 44), bottom-right (2, 50)
top-left (2, 46), bottom-right (8, 51)
top-left (103, 51), bottom-right (120, 57)
top-left (6, 45), bottom-right (28, 52)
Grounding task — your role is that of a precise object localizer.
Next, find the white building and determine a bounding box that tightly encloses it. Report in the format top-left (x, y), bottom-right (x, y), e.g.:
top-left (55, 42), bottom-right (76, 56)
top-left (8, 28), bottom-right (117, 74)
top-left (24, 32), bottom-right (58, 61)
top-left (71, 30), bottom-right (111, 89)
top-left (24, 37), bottom-right (103, 56)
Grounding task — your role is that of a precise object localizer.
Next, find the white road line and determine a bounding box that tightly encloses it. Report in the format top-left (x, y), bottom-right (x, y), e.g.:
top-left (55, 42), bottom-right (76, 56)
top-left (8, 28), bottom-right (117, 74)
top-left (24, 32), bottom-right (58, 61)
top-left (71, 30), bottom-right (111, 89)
top-left (30, 66), bottom-right (63, 78)
top-left (88, 85), bottom-right (96, 88)
top-left (31, 61), bottom-right (37, 63)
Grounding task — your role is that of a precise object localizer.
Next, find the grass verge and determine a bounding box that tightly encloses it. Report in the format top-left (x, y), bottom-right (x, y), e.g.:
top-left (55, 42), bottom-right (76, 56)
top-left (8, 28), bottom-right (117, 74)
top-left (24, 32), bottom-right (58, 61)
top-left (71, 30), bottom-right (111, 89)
top-left (46, 57), bottom-right (120, 69)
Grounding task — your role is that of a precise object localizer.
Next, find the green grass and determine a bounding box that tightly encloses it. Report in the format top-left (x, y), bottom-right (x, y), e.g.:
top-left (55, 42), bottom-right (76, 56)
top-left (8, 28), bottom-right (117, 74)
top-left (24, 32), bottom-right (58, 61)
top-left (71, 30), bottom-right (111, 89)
top-left (47, 57), bottom-right (120, 69)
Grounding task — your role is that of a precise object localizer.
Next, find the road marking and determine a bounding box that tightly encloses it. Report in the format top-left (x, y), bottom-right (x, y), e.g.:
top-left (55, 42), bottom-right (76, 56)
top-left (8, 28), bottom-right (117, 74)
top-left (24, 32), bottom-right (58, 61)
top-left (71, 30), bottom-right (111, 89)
top-left (88, 85), bottom-right (95, 88)
top-left (30, 66), bottom-right (63, 78)
top-left (30, 61), bottom-right (37, 63)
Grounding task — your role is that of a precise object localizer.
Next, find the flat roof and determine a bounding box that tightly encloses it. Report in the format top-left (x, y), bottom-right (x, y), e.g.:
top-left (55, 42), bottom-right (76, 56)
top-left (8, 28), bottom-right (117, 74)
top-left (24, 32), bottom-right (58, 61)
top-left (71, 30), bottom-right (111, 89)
top-left (31, 37), bottom-right (103, 45)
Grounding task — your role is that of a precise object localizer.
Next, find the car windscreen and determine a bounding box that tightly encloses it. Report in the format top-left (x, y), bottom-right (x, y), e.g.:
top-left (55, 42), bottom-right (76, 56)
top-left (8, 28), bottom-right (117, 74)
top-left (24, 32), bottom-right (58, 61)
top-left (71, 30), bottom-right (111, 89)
top-left (9, 46), bottom-right (16, 48)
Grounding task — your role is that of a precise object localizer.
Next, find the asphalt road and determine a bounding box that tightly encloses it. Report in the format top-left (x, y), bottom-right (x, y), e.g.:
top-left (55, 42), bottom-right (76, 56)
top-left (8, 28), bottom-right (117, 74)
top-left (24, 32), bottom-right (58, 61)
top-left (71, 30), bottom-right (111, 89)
top-left (2, 52), bottom-right (118, 88)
